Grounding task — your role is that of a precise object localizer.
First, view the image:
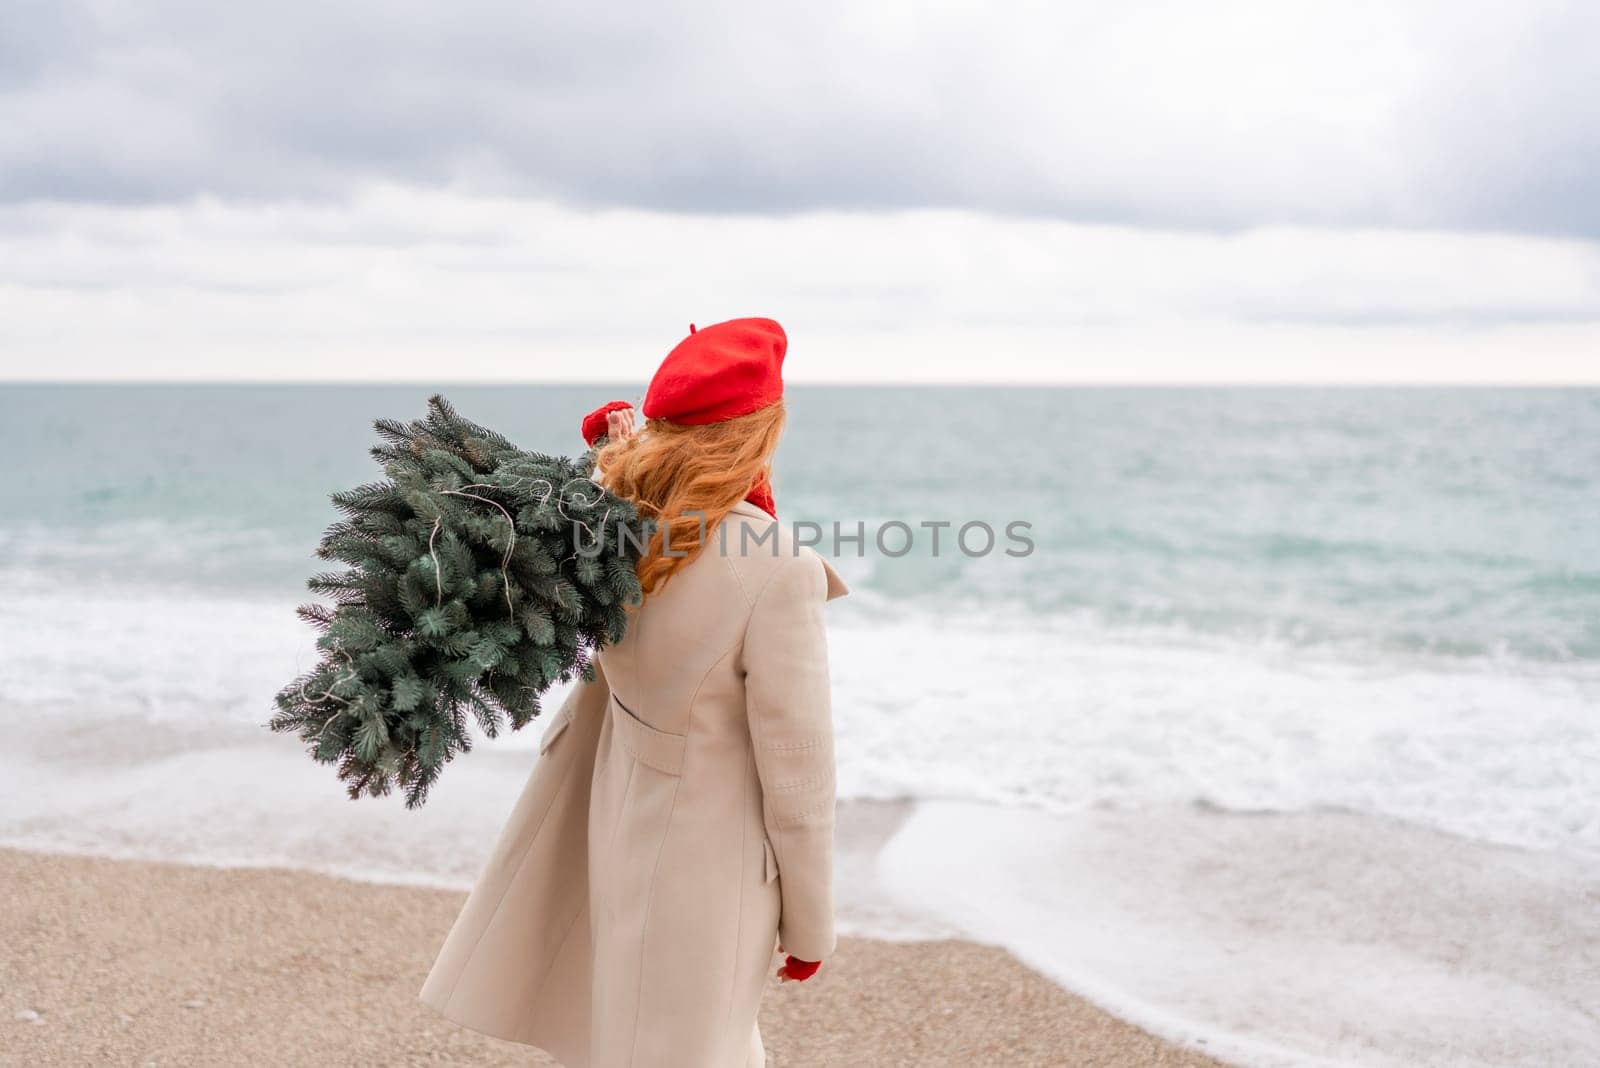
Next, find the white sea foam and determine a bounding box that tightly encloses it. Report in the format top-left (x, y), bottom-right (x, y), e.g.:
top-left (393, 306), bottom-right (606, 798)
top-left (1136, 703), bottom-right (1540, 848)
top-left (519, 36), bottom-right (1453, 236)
top-left (5, 582), bottom-right (1599, 860)
top-left (824, 601), bottom-right (1600, 860)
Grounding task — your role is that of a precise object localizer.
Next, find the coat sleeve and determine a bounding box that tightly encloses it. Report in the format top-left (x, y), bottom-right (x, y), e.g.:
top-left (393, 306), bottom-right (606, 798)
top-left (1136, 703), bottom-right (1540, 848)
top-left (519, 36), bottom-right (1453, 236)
top-left (742, 548), bottom-right (838, 962)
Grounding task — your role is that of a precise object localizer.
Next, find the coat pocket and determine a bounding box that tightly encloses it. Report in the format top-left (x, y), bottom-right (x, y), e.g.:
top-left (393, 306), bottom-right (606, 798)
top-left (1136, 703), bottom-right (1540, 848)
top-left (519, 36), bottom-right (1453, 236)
top-left (763, 837), bottom-right (779, 884)
top-left (609, 694), bottom-right (687, 775)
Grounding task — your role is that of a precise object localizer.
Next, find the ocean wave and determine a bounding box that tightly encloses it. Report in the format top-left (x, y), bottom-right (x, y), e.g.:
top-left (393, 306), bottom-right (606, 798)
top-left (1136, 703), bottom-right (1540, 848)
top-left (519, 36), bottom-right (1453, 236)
top-left (3, 575), bottom-right (1598, 866)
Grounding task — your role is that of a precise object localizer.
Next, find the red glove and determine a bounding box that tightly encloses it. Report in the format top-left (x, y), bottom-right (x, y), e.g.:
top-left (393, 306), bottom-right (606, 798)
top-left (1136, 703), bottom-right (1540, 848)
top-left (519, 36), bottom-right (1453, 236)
top-left (778, 955), bottom-right (821, 982)
top-left (581, 400), bottom-right (634, 447)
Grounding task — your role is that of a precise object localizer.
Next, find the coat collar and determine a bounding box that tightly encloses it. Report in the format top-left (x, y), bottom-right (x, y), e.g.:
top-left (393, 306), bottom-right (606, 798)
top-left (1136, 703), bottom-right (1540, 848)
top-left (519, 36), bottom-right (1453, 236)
top-left (724, 500), bottom-right (850, 601)
top-left (728, 498), bottom-right (776, 522)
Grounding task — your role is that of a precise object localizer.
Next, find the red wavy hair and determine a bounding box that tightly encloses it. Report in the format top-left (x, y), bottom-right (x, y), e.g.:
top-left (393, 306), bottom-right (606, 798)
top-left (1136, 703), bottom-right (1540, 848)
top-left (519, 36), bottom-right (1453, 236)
top-left (595, 402), bottom-right (785, 598)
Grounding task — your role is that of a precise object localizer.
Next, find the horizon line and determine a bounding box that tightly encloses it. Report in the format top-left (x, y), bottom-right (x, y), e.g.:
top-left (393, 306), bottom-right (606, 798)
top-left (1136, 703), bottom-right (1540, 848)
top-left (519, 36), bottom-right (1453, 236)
top-left (3, 378), bottom-right (1599, 389)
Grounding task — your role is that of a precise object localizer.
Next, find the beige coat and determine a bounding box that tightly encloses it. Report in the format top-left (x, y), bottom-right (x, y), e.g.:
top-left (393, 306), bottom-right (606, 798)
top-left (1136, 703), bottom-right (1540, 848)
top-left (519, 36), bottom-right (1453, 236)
top-left (419, 500), bottom-right (848, 1067)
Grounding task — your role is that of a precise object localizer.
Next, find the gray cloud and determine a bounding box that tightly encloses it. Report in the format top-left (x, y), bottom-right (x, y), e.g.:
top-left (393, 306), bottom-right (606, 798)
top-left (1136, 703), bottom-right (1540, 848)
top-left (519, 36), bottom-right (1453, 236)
top-left (2, 0), bottom-right (1598, 236)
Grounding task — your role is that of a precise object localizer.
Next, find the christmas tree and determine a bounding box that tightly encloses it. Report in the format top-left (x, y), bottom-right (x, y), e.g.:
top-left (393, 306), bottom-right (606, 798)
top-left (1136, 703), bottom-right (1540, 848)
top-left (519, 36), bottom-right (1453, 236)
top-left (271, 395), bottom-right (642, 807)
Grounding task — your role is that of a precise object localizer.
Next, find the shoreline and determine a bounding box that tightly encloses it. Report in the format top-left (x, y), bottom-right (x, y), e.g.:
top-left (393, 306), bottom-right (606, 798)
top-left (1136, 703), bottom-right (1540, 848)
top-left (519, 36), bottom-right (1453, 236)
top-left (7, 691), bottom-right (1600, 1066)
top-left (880, 799), bottom-right (1600, 1068)
top-left (7, 783), bottom-right (1600, 1065)
top-left (0, 846), bottom-right (1225, 1067)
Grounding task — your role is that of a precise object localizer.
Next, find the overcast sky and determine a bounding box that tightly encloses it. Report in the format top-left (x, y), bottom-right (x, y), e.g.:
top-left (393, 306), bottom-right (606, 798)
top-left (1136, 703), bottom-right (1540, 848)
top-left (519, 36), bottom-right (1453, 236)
top-left (3, 0), bottom-right (1598, 382)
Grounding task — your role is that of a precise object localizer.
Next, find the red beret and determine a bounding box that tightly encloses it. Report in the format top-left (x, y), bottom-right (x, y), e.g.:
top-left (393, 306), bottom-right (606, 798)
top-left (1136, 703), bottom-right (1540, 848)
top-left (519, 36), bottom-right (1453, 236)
top-left (642, 318), bottom-right (786, 426)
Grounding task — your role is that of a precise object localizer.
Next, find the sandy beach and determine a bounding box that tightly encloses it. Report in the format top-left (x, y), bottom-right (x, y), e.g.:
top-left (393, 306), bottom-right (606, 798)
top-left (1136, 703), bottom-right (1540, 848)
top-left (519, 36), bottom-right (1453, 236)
top-left (1, 847), bottom-right (1224, 1067)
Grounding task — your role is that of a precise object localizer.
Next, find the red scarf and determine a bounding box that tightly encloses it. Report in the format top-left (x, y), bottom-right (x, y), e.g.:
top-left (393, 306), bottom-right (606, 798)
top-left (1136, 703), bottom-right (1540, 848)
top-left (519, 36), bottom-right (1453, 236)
top-left (745, 470), bottom-right (776, 518)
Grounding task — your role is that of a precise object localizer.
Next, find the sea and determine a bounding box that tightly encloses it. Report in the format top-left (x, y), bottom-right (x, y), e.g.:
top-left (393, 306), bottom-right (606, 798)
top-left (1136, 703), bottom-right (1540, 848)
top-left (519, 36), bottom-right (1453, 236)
top-left (2, 385), bottom-right (1597, 1067)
